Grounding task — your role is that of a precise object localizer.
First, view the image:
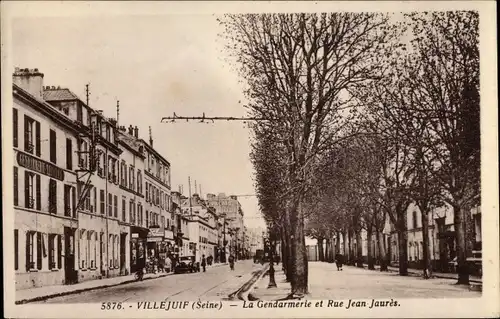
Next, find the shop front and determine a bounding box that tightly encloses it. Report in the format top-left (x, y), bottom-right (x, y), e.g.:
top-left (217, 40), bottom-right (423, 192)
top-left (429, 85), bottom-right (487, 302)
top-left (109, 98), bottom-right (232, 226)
top-left (130, 226), bottom-right (149, 273)
top-left (146, 226), bottom-right (165, 270)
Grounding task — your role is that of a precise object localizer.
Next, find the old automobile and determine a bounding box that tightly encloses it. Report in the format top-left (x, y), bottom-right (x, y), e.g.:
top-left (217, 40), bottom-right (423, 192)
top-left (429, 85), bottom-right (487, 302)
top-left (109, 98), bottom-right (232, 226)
top-left (174, 256), bottom-right (200, 274)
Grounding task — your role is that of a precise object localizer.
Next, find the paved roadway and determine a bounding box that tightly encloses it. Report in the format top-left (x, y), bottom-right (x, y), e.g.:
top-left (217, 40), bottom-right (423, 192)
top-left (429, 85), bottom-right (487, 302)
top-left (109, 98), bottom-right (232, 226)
top-left (36, 260), bottom-right (260, 303)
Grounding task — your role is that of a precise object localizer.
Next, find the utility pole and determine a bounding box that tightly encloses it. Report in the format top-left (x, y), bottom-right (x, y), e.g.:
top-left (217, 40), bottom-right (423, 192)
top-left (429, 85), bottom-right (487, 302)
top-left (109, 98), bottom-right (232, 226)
top-left (85, 84), bottom-right (90, 106)
top-left (116, 100), bottom-right (120, 126)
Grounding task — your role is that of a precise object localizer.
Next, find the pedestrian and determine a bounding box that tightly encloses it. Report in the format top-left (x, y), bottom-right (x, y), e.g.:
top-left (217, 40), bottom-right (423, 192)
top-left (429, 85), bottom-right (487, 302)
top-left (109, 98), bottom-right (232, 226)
top-left (228, 255), bottom-right (235, 271)
top-left (165, 256), bottom-right (172, 273)
top-left (201, 254), bottom-right (207, 272)
top-left (335, 253), bottom-right (343, 271)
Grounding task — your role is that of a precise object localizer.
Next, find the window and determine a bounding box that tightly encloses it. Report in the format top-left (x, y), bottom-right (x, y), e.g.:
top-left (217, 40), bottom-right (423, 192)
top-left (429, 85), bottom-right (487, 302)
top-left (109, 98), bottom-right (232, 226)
top-left (412, 211), bottom-right (418, 229)
top-left (49, 129), bottom-right (57, 164)
top-left (108, 193), bottom-right (113, 216)
top-left (48, 234), bottom-right (56, 269)
top-left (13, 108), bottom-right (18, 148)
top-left (160, 191), bottom-right (164, 209)
top-left (94, 187), bottom-right (97, 213)
top-left (123, 164), bottom-right (128, 187)
top-left (14, 229), bottom-right (19, 270)
top-left (121, 161), bottom-right (126, 186)
top-left (137, 170), bottom-right (142, 194)
top-left (49, 179), bottom-right (57, 214)
top-left (24, 115), bottom-right (40, 156)
top-left (14, 167), bottom-right (18, 206)
top-left (77, 103), bottom-right (83, 123)
top-left (113, 195), bottom-right (118, 218)
top-left (122, 197), bottom-right (126, 222)
top-left (146, 183), bottom-right (149, 202)
top-left (64, 184), bottom-right (72, 216)
top-left (24, 172), bottom-right (40, 210)
top-left (129, 200), bottom-right (135, 224)
top-left (129, 166), bottom-right (135, 190)
top-left (66, 138), bottom-right (73, 170)
top-left (146, 210), bottom-right (149, 227)
top-left (100, 190), bottom-right (105, 214)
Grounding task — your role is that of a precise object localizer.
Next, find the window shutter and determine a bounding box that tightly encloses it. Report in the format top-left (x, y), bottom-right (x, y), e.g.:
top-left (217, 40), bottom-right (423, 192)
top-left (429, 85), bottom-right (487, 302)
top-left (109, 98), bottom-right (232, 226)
top-left (72, 187), bottom-right (76, 218)
top-left (36, 175), bottom-right (41, 211)
top-left (14, 230), bottom-right (19, 270)
top-left (66, 139), bottom-right (73, 170)
top-left (26, 232), bottom-right (31, 271)
top-left (14, 167), bottom-right (18, 206)
top-left (35, 121), bottom-right (41, 157)
top-left (24, 116), bottom-right (29, 151)
top-left (57, 235), bottom-right (62, 269)
top-left (13, 109), bottom-right (18, 148)
top-left (36, 232), bottom-right (42, 270)
top-left (24, 172), bottom-right (30, 208)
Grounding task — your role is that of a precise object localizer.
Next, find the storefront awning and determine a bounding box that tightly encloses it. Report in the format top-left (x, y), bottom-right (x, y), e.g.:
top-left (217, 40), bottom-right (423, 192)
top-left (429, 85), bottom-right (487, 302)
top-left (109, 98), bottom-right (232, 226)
top-left (131, 226), bottom-right (150, 238)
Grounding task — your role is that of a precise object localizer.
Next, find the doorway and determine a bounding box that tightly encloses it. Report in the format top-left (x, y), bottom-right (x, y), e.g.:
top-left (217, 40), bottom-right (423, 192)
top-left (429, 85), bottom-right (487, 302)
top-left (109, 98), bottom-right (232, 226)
top-left (120, 233), bottom-right (127, 275)
top-left (64, 227), bottom-right (77, 284)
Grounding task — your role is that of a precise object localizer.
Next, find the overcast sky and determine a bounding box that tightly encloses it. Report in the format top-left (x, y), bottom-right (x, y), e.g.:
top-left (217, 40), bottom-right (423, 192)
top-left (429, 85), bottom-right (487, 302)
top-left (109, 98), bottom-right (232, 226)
top-left (11, 14), bottom-right (266, 229)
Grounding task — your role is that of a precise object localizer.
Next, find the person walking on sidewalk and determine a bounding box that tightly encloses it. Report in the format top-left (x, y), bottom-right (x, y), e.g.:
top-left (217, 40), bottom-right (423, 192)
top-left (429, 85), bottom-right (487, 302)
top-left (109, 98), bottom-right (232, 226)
top-left (201, 255), bottom-right (207, 272)
top-left (335, 253), bottom-right (343, 271)
top-left (228, 255), bottom-right (235, 271)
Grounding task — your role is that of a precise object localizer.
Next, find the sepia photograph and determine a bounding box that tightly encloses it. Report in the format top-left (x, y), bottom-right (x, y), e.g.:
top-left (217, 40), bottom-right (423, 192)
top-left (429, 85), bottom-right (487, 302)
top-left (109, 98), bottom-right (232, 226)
top-left (2, 1), bottom-right (498, 318)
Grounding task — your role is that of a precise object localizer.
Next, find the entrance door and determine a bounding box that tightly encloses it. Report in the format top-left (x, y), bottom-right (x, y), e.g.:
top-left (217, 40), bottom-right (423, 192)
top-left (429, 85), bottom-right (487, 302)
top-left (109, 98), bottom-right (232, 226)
top-left (120, 234), bottom-right (126, 275)
top-left (64, 227), bottom-right (77, 284)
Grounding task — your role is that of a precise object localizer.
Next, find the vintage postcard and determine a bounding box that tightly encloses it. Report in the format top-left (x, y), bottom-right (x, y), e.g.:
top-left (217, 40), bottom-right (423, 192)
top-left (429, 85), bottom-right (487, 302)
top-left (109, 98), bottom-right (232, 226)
top-left (2, 1), bottom-right (498, 318)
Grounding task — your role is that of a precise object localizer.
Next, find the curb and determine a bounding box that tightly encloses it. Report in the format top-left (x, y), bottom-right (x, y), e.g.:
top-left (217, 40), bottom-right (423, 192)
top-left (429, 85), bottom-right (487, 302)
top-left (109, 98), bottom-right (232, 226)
top-left (227, 264), bottom-right (269, 301)
top-left (384, 267), bottom-right (483, 284)
top-left (238, 265), bottom-right (270, 301)
top-left (15, 272), bottom-right (173, 305)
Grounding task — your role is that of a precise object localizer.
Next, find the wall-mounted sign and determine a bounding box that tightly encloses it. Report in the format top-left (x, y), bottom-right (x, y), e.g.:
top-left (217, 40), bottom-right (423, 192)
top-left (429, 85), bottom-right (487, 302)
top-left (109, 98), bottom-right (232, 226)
top-left (17, 151), bottom-right (65, 181)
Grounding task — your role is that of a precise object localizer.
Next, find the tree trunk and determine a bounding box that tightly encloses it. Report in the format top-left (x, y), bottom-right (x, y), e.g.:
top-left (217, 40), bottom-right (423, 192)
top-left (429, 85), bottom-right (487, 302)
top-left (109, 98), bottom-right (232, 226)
top-left (421, 208), bottom-right (432, 279)
top-left (453, 203), bottom-right (470, 285)
top-left (356, 229), bottom-right (364, 268)
top-left (367, 226), bottom-right (375, 270)
top-left (322, 238), bottom-right (328, 262)
top-left (342, 231), bottom-right (347, 257)
top-left (290, 200), bottom-right (308, 296)
top-left (397, 215), bottom-right (409, 276)
top-left (268, 241), bottom-right (277, 288)
top-left (376, 230), bottom-right (388, 271)
top-left (336, 231), bottom-right (341, 255)
top-left (347, 229), bottom-right (354, 265)
top-left (280, 227), bottom-right (287, 274)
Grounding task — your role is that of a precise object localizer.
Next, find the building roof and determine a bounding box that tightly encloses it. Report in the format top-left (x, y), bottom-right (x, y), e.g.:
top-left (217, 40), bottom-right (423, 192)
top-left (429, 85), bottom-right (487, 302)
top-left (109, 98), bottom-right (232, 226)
top-left (118, 131), bottom-right (144, 156)
top-left (43, 88), bottom-right (81, 102)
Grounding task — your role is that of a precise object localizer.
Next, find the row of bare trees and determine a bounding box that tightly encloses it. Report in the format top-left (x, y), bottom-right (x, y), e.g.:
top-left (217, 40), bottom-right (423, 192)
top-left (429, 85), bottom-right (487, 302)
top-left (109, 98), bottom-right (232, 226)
top-left (219, 10), bottom-right (480, 296)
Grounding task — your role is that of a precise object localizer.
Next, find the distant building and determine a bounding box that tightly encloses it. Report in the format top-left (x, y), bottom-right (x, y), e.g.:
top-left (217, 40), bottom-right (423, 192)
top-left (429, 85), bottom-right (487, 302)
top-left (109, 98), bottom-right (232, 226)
top-left (206, 193), bottom-right (245, 259)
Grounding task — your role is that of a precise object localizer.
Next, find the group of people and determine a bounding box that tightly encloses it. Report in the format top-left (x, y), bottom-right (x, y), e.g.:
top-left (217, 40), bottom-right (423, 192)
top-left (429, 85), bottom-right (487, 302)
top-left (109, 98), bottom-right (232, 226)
top-left (200, 254), bottom-right (236, 272)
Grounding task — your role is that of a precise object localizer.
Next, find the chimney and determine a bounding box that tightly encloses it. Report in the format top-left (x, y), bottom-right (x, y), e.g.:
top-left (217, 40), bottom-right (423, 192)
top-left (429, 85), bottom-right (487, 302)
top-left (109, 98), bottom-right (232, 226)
top-left (13, 68), bottom-right (44, 99)
top-left (128, 125), bottom-right (134, 135)
top-left (134, 126), bottom-right (139, 138)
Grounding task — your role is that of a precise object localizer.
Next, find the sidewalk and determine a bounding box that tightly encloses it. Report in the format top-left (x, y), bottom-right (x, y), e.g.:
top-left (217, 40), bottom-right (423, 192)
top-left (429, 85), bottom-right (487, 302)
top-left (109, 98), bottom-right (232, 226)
top-left (249, 262), bottom-right (482, 301)
top-left (16, 262), bottom-right (228, 304)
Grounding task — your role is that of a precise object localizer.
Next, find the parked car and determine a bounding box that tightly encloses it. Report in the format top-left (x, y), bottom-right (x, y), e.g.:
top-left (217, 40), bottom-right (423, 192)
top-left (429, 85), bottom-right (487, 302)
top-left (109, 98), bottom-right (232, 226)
top-left (174, 256), bottom-right (200, 274)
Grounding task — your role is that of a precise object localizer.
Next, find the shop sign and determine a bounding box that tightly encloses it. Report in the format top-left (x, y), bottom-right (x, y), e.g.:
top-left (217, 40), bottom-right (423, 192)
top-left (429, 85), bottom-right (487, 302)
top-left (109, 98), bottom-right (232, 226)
top-left (17, 151), bottom-right (65, 181)
top-left (148, 227), bottom-right (164, 238)
top-left (164, 229), bottom-right (174, 240)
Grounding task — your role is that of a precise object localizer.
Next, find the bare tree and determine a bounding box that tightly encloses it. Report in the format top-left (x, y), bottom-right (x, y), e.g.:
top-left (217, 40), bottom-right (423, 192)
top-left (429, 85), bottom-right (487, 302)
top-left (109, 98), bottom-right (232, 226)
top-left (220, 12), bottom-right (397, 296)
